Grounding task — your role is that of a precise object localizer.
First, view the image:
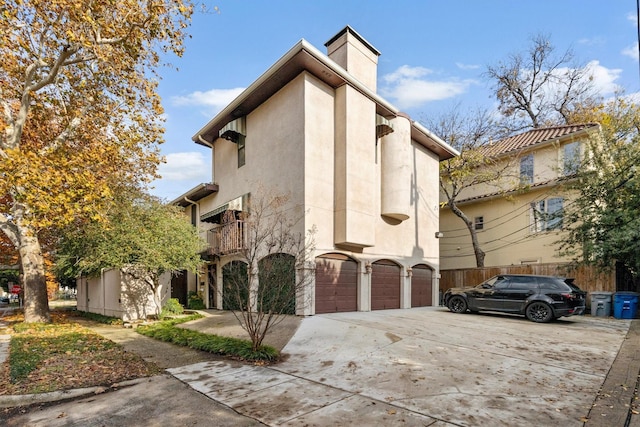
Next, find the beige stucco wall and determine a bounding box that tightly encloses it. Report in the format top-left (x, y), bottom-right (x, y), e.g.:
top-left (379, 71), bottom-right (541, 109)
top-left (440, 187), bottom-right (575, 270)
top-left (76, 269), bottom-right (170, 321)
top-left (440, 136), bottom-right (586, 270)
top-left (194, 70), bottom-right (443, 313)
top-left (326, 30), bottom-right (379, 92)
top-left (454, 140), bottom-right (577, 202)
top-left (334, 84), bottom-right (377, 248)
top-left (198, 73), bottom-right (306, 234)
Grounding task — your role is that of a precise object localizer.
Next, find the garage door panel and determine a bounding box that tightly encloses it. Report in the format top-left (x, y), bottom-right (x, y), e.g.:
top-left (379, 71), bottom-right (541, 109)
top-left (411, 264), bottom-right (433, 307)
top-left (315, 256), bottom-right (358, 314)
top-left (371, 261), bottom-right (400, 310)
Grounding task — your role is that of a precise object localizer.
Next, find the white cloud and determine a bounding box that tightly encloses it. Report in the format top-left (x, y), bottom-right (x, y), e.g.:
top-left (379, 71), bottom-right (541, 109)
top-left (622, 43), bottom-right (639, 61)
top-left (584, 60), bottom-right (624, 94)
top-left (383, 65), bottom-right (433, 83)
top-left (158, 152), bottom-right (210, 181)
top-left (171, 87), bottom-right (245, 112)
top-left (380, 65), bottom-right (475, 110)
top-left (455, 62), bottom-right (481, 70)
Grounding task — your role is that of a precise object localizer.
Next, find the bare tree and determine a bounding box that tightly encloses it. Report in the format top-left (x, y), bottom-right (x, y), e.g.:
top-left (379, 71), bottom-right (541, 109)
top-left (427, 107), bottom-right (515, 267)
top-left (486, 33), bottom-right (599, 131)
top-left (221, 191), bottom-right (315, 351)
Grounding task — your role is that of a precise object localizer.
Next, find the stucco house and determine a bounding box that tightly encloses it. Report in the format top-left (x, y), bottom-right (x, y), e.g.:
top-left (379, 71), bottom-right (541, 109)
top-left (439, 123), bottom-right (600, 270)
top-left (171, 26), bottom-right (458, 315)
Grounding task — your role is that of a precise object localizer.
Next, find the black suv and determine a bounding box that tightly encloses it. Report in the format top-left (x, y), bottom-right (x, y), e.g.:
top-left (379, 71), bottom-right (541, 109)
top-left (443, 274), bottom-right (586, 323)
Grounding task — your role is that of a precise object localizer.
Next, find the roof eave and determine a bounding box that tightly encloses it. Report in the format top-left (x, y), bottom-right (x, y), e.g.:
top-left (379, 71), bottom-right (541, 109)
top-left (170, 183), bottom-right (219, 207)
top-left (191, 40), bottom-right (457, 159)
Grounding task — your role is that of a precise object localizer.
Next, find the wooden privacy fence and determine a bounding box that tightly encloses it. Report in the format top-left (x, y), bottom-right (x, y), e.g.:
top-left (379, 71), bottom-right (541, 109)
top-left (440, 263), bottom-right (615, 297)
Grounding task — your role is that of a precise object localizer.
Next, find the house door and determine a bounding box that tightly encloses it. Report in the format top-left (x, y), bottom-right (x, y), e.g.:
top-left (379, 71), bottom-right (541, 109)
top-left (371, 260), bottom-right (401, 310)
top-left (171, 270), bottom-right (188, 306)
top-left (315, 254), bottom-right (358, 314)
top-left (411, 264), bottom-right (433, 307)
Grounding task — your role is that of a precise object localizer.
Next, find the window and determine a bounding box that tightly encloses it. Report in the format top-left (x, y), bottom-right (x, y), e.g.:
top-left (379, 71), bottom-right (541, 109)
top-left (520, 154), bottom-right (534, 184)
top-left (563, 142), bottom-right (580, 175)
top-left (191, 205), bottom-right (197, 226)
top-left (237, 134), bottom-right (245, 167)
top-left (530, 197), bottom-right (564, 233)
top-left (510, 276), bottom-right (539, 290)
top-left (474, 216), bottom-right (484, 230)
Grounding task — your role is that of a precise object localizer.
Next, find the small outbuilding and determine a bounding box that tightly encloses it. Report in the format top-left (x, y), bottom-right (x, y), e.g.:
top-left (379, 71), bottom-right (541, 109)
top-left (76, 267), bottom-right (170, 321)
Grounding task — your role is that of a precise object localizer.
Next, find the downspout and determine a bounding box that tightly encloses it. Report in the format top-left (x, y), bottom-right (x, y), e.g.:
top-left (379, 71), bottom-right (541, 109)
top-left (197, 134), bottom-right (215, 310)
top-left (197, 135), bottom-right (215, 183)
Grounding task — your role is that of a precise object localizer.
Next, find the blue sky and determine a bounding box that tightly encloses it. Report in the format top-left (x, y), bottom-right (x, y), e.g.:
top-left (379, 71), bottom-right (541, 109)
top-left (152, 0), bottom-right (640, 200)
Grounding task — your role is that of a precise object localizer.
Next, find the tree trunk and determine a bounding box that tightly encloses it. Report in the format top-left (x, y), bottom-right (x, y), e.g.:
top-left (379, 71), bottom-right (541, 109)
top-left (18, 231), bottom-right (50, 323)
top-left (448, 201), bottom-right (486, 268)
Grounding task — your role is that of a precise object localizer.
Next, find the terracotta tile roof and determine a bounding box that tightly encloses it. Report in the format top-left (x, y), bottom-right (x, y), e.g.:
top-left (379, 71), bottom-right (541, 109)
top-left (480, 123), bottom-right (599, 157)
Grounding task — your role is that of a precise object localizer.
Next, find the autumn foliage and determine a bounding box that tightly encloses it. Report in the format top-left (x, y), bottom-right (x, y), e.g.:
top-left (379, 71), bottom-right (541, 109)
top-left (0, 0), bottom-right (194, 321)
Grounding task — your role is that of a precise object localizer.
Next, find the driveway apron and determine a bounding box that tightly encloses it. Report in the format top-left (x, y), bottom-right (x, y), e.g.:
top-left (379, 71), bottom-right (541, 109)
top-left (169, 308), bottom-right (630, 426)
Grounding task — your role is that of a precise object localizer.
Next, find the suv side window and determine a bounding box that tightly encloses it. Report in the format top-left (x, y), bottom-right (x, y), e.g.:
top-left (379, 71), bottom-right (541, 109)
top-left (509, 276), bottom-right (539, 290)
top-left (493, 278), bottom-right (511, 289)
top-left (539, 279), bottom-right (562, 290)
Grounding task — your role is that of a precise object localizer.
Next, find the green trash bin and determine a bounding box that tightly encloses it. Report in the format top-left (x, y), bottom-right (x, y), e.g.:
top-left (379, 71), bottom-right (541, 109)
top-left (590, 292), bottom-right (613, 317)
top-left (613, 292), bottom-right (640, 319)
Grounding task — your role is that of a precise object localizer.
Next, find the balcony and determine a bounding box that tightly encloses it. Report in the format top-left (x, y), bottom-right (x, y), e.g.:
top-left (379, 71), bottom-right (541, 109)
top-left (206, 220), bottom-right (247, 256)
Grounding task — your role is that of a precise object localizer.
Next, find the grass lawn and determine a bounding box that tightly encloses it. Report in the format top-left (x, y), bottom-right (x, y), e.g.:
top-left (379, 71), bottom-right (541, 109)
top-left (0, 311), bottom-right (160, 396)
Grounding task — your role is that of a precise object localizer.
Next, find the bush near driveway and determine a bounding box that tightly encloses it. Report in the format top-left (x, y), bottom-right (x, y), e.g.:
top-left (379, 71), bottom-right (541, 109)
top-left (136, 314), bottom-right (279, 362)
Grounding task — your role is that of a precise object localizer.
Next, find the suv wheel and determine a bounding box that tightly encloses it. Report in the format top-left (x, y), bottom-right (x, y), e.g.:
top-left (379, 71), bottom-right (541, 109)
top-left (525, 302), bottom-right (553, 323)
top-left (447, 295), bottom-right (468, 314)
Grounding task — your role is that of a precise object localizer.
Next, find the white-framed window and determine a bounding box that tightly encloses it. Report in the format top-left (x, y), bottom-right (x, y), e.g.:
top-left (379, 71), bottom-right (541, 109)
top-left (563, 142), bottom-right (580, 175)
top-left (474, 216), bottom-right (484, 230)
top-left (530, 197), bottom-right (563, 233)
top-left (520, 154), bottom-right (534, 184)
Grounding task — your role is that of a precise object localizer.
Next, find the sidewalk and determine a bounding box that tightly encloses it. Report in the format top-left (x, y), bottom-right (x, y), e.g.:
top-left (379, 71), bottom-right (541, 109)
top-left (585, 319), bottom-right (640, 427)
top-left (0, 312), bottom-right (265, 426)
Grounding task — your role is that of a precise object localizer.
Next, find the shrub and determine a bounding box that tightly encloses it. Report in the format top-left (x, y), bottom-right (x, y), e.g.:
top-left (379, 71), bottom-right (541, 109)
top-left (187, 291), bottom-right (205, 310)
top-left (136, 314), bottom-right (278, 362)
top-left (160, 298), bottom-right (184, 319)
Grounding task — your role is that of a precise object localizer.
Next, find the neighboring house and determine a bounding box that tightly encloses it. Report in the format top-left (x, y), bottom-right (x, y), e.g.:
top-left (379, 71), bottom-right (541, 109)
top-left (439, 123), bottom-right (600, 271)
top-left (76, 268), bottom-right (170, 321)
top-left (171, 26), bottom-right (458, 315)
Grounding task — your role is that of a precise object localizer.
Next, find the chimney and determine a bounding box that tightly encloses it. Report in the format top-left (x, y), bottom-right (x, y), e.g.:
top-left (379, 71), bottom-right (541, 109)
top-left (325, 26), bottom-right (380, 92)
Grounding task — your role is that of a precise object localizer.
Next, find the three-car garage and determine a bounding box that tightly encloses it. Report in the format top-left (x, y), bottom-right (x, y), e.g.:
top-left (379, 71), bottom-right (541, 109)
top-left (314, 254), bottom-right (434, 314)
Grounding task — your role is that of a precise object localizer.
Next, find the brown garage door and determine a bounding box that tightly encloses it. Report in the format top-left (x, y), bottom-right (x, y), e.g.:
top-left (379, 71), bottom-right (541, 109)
top-left (315, 254), bottom-right (358, 314)
top-left (371, 260), bottom-right (400, 310)
top-left (411, 264), bottom-right (433, 307)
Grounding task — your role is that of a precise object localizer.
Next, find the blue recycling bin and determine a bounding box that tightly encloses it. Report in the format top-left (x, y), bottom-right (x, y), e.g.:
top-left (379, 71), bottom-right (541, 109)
top-left (613, 292), bottom-right (639, 319)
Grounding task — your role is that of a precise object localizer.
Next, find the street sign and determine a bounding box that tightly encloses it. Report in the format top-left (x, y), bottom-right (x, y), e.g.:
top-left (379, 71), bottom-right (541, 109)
top-left (11, 285), bottom-right (21, 294)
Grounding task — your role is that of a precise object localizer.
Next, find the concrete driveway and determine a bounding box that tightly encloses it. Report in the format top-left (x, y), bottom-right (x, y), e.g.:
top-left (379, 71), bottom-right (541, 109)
top-left (169, 308), bottom-right (630, 426)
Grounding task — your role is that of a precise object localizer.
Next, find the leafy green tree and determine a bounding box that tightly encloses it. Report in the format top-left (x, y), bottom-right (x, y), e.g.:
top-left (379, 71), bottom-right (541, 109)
top-left (559, 96), bottom-right (640, 284)
top-left (1, 0), bottom-right (193, 322)
top-left (55, 192), bottom-right (206, 315)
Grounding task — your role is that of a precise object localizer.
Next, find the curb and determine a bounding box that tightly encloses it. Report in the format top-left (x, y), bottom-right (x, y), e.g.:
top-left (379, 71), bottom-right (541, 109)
top-left (585, 319), bottom-right (640, 426)
top-left (0, 377), bottom-right (152, 409)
